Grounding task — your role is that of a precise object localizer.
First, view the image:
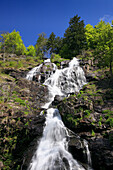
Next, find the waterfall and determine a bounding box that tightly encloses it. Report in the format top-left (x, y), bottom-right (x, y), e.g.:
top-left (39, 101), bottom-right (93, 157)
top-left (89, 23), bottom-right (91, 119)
top-left (26, 64), bottom-right (43, 81)
top-left (43, 57), bottom-right (86, 109)
top-left (26, 57), bottom-right (92, 170)
top-left (28, 108), bottom-right (85, 170)
top-left (83, 140), bottom-right (92, 167)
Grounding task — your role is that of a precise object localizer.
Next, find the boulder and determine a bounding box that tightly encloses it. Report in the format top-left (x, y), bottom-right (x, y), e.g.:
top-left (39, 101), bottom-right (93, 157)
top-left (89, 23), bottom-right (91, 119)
top-left (60, 60), bottom-right (70, 68)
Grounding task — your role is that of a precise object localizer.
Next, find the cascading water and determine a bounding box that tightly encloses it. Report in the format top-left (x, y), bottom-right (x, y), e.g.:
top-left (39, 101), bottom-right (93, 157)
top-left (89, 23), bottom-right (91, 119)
top-left (26, 57), bottom-right (92, 170)
top-left (28, 108), bottom-right (85, 170)
top-left (26, 64), bottom-right (43, 81)
top-left (43, 57), bottom-right (86, 109)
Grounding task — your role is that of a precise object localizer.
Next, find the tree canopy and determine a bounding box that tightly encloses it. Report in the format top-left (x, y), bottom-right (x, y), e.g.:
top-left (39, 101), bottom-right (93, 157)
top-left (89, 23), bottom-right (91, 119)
top-left (0, 14), bottom-right (113, 75)
top-left (25, 45), bottom-right (36, 56)
top-left (1, 30), bottom-right (26, 55)
top-left (60, 15), bottom-right (86, 59)
top-left (94, 21), bottom-right (113, 74)
top-left (46, 32), bottom-right (63, 54)
top-left (35, 32), bottom-right (47, 58)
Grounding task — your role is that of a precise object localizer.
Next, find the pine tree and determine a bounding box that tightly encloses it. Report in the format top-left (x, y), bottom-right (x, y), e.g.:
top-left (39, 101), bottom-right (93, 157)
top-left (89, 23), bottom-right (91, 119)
top-left (60, 15), bottom-right (86, 59)
top-left (46, 32), bottom-right (56, 54)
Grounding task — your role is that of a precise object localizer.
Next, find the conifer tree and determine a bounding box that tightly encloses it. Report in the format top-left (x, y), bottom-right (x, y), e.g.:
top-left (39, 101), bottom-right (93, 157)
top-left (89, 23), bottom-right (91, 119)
top-left (60, 15), bottom-right (86, 59)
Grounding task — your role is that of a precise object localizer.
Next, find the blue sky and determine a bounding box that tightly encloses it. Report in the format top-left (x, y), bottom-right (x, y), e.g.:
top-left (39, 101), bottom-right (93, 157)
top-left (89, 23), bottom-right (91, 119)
top-left (1, 0), bottom-right (113, 47)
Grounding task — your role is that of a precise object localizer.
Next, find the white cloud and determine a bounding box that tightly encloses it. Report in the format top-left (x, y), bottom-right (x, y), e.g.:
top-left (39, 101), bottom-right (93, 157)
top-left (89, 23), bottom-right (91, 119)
top-left (99, 15), bottom-right (113, 23)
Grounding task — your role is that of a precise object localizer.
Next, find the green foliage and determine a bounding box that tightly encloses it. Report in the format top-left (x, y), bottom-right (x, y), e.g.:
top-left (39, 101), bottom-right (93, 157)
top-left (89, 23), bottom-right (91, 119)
top-left (1, 30), bottom-right (26, 55)
top-left (47, 32), bottom-right (62, 54)
top-left (60, 15), bottom-right (86, 59)
top-left (9, 61), bottom-right (17, 67)
top-left (17, 61), bottom-right (23, 68)
top-left (25, 45), bottom-right (36, 56)
top-left (46, 32), bottom-right (56, 54)
top-left (14, 97), bottom-right (26, 106)
top-left (67, 114), bottom-right (78, 126)
top-left (106, 118), bottom-right (113, 127)
top-left (85, 24), bottom-right (96, 49)
top-left (84, 110), bottom-right (91, 118)
top-left (95, 21), bottom-right (113, 74)
top-left (51, 54), bottom-right (66, 63)
top-left (85, 20), bottom-right (113, 74)
top-left (35, 32), bottom-right (47, 58)
top-left (91, 130), bottom-right (95, 136)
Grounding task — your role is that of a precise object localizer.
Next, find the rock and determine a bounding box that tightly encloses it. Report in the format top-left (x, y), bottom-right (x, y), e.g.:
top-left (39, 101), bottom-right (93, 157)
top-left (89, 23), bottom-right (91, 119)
top-left (94, 105), bottom-right (102, 113)
top-left (86, 73), bottom-right (98, 81)
top-left (90, 138), bottom-right (113, 170)
top-left (60, 60), bottom-right (70, 68)
top-left (0, 161), bottom-right (4, 168)
top-left (52, 95), bottom-right (65, 105)
top-left (3, 68), bottom-right (26, 79)
top-left (32, 61), bottom-right (57, 83)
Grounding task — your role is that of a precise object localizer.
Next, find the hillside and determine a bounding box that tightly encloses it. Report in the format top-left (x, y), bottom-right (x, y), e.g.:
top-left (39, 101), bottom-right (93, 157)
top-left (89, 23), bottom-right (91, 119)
top-left (0, 53), bottom-right (113, 170)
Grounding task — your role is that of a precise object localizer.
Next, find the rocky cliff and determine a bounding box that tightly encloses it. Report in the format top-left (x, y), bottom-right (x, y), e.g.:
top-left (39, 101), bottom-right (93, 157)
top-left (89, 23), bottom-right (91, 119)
top-left (0, 54), bottom-right (113, 170)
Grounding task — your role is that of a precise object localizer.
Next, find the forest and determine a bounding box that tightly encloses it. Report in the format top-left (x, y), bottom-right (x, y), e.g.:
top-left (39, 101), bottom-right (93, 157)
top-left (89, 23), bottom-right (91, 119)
top-left (0, 15), bottom-right (113, 75)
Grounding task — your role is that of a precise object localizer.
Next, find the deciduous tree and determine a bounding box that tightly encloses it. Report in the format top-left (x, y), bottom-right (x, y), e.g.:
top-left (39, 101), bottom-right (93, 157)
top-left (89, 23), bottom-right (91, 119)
top-left (25, 45), bottom-right (36, 56)
top-left (94, 20), bottom-right (113, 75)
top-left (1, 30), bottom-right (26, 55)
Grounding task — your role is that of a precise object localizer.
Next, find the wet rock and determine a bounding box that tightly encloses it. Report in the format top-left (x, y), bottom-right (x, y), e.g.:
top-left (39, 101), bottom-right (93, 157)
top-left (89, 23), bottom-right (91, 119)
top-left (60, 60), bottom-right (70, 68)
top-left (52, 95), bottom-right (65, 106)
top-left (32, 62), bottom-right (57, 83)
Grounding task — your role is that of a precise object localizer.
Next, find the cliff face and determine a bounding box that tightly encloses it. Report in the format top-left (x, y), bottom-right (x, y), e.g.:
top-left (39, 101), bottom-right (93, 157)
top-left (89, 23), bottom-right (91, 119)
top-left (0, 54), bottom-right (113, 170)
top-left (55, 60), bottom-right (113, 170)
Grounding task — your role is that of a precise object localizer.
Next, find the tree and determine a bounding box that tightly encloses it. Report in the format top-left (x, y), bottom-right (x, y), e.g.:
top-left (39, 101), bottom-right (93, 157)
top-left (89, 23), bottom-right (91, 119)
top-left (54, 36), bottom-right (63, 54)
top-left (60, 15), bottom-right (86, 59)
top-left (46, 32), bottom-right (63, 54)
top-left (35, 32), bottom-right (47, 58)
top-left (46, 32), bottom-right (56, 54)
top-left (94, 20), bottom-right (113, 75)
top-left (1, 30), bottom-right (26, 55)
top-left (25, 45), bottom-right (36, 56)
top-left (0, 31), bottom-right (8, 53)
top-left (85, 24), bottom-right (96, 49)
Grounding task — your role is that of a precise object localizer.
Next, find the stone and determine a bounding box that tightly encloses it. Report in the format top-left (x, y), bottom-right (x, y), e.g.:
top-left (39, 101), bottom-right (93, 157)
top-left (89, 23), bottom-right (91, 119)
top-left (60, 60), bottom-right (70, 68)
top-left (0, 161), bottom-right (4, 168)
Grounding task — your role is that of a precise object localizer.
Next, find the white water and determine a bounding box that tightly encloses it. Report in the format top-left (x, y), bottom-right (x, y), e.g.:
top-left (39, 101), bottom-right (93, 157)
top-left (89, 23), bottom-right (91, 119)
top-left (43, 57), bottom-right (86, 109)
top-left (83, 140), bottom-right (92, 167)
top-left (28, 108), bottom-right (85, 170)
top-left (27, 58), bottom-right (92, 170)
top-left (26, 64), bottom-right (43, 81)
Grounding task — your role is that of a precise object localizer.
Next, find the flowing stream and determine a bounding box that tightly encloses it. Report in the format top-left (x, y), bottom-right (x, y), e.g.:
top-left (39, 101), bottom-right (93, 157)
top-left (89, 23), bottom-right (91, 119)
top-left (26, 57), bottom-right (92, 170)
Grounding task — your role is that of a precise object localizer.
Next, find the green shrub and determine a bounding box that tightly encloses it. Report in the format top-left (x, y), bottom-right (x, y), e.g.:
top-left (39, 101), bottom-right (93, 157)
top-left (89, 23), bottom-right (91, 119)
top-left (9, 61), bottom-right (17, 68)
top-left (84, 110), bottom-right (91, 118)
top-left (17, 61), bottom-right (23, 68)
top-left (91, 130), bottom-right (95, 136)
top-left (106, 118), bottom-right (113, 127)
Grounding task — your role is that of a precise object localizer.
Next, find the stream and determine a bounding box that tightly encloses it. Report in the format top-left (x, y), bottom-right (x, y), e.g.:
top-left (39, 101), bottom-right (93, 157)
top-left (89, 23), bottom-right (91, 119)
top-left (26, 57), bottom-right (92, 170)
